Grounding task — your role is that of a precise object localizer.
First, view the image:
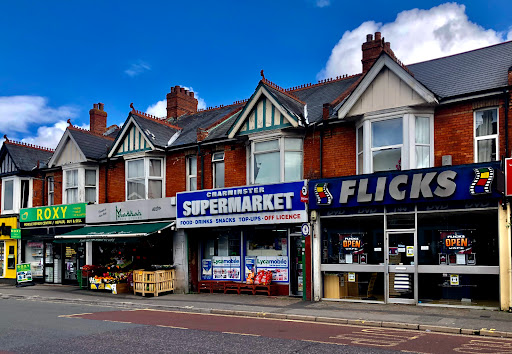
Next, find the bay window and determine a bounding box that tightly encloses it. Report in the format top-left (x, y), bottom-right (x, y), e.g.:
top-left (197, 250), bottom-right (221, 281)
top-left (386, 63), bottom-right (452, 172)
top-left (65, 169), bottom-right (78, 203)
top-left (85, 169), bottom-right (97, 203)
top-left (1, 177), bottom-right (32, 214)
top-left (2, 179), bottom-right (13, 212)
top-left (474, 108), bottom-right (498, 162)
top-left (63, 166), bottom-right (99, 204)
top-left (250, 136), bottom-right (303, 184)
top-left (126, 157), bottom-right (164, 200)
top-left (357, 113), bottom-right (433, 174)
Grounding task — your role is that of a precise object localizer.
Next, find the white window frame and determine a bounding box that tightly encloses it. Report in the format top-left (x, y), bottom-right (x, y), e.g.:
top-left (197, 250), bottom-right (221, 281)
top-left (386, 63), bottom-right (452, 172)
top-left (357, 110), bottom-right (434, 174)
top-left (62, 165), bottom-right (99, 204)
top-left (125, 157), bottom-right (165, 200)
top-left (212, 151), bottom-right (225, 189)
top-left (248, 134), bottom-right (303, 185)
top-left (47, 176), bottom-right (54, 206)
top-left (186, 156), bottom-right (197, 191)
top-left (474, 107), bottom-right (499, 163)
top-left (1, 176), bottom-right (33, 214)
top-left (84, 169), bottom-right (97, 204)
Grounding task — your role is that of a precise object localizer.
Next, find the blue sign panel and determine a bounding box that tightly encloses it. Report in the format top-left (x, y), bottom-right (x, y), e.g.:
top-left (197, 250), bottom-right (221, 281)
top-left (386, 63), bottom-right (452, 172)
top-left (309, 163), bottom-right (501, 210)
top-left (177, 181), bottom-right (308, 228)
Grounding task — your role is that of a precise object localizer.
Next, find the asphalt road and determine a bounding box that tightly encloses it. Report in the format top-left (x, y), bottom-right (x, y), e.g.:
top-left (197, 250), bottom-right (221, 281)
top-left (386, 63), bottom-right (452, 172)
top-left (1, 298), bottom-right (511, 353)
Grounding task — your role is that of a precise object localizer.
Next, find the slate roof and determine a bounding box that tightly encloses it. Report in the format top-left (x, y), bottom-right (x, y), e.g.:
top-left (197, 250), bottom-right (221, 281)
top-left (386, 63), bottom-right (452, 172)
top-left (130, 112), bottom-right (181, 149)
top-left (263, 83), bottom-right (305, 120)
top-left (68, 128), bottom-right (116, 160)
top-left (408, 40), bottom-right (512, 99)
top-left (169, 104), bottom-right (244, 147)
top-left (291, 75), bottom-right (361, 123)
top-left (3, 142), bottom-right (53, 171)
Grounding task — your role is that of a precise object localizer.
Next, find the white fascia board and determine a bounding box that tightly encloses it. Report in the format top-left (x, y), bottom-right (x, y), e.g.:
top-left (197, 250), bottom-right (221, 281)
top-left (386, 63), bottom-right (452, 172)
top-left (337, 55), bottom-right (438, 119)
top-left (227, 86), bottom-right (299, 139)
top-left (107, 116), bottom-right (156, 158)
top-left (48, 129), bottom-right (86, 167)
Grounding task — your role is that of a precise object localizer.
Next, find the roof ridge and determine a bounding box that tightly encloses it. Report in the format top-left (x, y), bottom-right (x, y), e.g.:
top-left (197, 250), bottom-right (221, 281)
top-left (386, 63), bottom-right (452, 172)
top-left (3, 135), bottom-right (55, 152)
top-left (67, 120), bottom-right (115, 140)
top-left (261, 78), bottom-right (306, 105)
top-left (197, 99), bottom-right (248, 113)
top-left (329, 75), bottom-right (364, 108)
top-left (131, 108), bottom-right (183, 130)
top-left (285, 73), bottom-right (362, 92)
top-left (407, 39), bottom-right (512, 67)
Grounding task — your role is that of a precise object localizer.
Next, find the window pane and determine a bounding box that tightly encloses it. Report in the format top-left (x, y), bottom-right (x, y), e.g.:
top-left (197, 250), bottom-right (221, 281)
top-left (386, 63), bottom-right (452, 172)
top-left (128, 160), bottom-right (144, 179)
top-left (284, 151), bottom-right (302, 182)
top-left (475, 109), bottom-right (497, 137)
top-left (66, 170), bottom-right (78, 188)
top-left (284, 138), bottom-right (302, 151)
top-left (85, 187), bottom-right (96, 203)
top-left (254, 151), bottom-right (280, 184)
top-left (415, 146), bottom-right (430, 169)
top-left (254, 140), bottom-right (279, 152)
top-left (148, 180), bottom-right (162, 199)
top-left (48, 177), bottom-right (54, 192)
top-left (20, 180), bottom-right (29, 208)
top-left (214, 161), bottom-right (225, 188)
top-left (373, 148), bottom-right (401, 172)
top-left (189, 177), bottom-right (197, 191)
top-left (477, 139), bottom-right (496, 162)
top-left (149, 159), bottom-right (162, 177)
top-left (357, 126), bottom-right (363, 153)
top-left (188, 157), bottom-right (197, 175)
top-left (4, 180), bottom-right (13, 210)
top-left (66, 188), bottom-right (78, 204)
top-left (85, 170), bottom-right (96, 186)
top-left (372, 118), bottom-right (402, 148)
top-left (127, 180), bottom-right (145, 200)
top-left (212, 152), bottom-right (224, 161)
top-left (415, 117), bottom-right (430, 144)
top-left (48, 192), bottom-right (54, 206)
top-left (357, 153), bottom-right (363, 174)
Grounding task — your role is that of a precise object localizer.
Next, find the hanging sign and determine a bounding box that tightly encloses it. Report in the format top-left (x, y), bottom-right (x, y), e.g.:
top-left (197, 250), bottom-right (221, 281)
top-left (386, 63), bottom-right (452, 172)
top-left (10, 229), bottom-right (21, 239)
top-left (16, 263), bottom-right (32, 283)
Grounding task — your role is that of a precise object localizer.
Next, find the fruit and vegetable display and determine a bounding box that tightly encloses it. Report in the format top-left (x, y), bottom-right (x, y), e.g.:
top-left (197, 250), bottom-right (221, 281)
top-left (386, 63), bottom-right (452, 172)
top-left (91, 272), bottom-right (132, 284)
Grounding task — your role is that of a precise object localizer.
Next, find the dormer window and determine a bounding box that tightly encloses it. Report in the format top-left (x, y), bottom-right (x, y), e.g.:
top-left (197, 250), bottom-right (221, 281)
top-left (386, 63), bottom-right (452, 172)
top-left (126, 157), bottom-right (164, 200)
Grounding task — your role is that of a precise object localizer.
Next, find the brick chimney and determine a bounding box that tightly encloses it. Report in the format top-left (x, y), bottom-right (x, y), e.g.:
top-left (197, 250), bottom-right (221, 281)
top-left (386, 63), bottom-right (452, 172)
top-left (362, 32), bottom-right (396, 73)
top-left (166, 85), bottom-right (198, 119)
top-left (89, 103), bottom-right (107, 134)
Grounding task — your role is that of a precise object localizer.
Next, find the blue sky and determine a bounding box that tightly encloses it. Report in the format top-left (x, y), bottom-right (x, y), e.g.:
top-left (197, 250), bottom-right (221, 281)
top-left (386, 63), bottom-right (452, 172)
top-left (1, 1), bottom-right (511, 148)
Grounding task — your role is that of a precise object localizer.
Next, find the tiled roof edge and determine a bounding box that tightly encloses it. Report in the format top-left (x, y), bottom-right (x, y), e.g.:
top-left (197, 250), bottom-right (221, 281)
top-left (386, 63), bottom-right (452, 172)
top-left (3, 135), bottom-right (55, 152)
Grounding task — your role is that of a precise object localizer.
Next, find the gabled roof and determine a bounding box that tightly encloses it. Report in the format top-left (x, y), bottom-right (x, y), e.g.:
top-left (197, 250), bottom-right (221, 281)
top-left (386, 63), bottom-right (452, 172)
top-left (1, 139), bottom-right (54, 173)
top-left (408, 40), bottom-right (512, 99)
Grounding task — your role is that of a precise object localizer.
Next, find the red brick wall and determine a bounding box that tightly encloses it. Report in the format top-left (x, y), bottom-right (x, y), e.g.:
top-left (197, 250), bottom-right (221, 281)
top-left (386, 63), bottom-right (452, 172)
top-left (32, 173), bottom-right (43, 207)
top-left (202, 149), bottom-right (213, 190)
top-left (166, 151), bottom-right (188, 197)
top-left (320, 124), bottom-right (357, 178)
top-left (53, 171), bottom-right (63, 205)
top-left (304, 130), bottom-right (321, 179)
top-left (102, 159), bottom-right (125, 203)
top-left (224, 143), bottom-right (246, 187)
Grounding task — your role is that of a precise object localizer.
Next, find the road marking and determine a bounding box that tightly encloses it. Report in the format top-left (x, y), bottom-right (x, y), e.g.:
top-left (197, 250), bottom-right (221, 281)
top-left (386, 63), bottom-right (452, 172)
top-left (156, 325), bottom-right (188, 330)
top-left (454, 339), bottom-right (512, 353)
top-left (302, 339), bottom-right (347, 346)
top-left (330, 328), bottom-right (424, 348)
top-left (222, 331), bottom-right (261, 337)
top-left (58, 313), bottom-right (93, 318)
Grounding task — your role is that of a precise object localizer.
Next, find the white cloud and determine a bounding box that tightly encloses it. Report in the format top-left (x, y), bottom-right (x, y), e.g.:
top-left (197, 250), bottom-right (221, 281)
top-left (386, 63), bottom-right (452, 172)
top-left (316, 0), bottom-right (330, 7)
top-left (146, 86), bottom-right (207, 117)
top-left (319, 3), bottom-right (512, 79)
top-left (0, 96), bottom-right (77, 138)
top-left (21, 120), bottom-right (88, 149)
top-left (124, 60), bottom-right (151, 77)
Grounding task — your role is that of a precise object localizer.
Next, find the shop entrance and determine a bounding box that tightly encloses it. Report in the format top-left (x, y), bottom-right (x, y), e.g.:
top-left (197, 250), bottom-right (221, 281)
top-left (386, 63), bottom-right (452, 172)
top-left (386, 231), bottom-right (416, 304)
top-left (289, 233), bottom-right (303, 296)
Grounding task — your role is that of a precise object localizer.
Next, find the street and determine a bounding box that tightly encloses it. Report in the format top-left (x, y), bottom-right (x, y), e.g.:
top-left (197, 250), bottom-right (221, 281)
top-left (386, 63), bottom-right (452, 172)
top-left (1, 298), bottom-right (512, 353)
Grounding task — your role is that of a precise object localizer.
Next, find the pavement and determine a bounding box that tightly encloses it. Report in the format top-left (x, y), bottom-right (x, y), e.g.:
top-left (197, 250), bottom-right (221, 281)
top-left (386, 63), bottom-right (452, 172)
top-left (1, 283), bottom-right (512, 338)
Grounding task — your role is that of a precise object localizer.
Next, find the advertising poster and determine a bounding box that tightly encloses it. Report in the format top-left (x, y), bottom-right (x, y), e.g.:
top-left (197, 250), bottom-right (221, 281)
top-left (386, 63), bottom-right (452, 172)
top-left (16, 263), bottom-right (32, 283)
top-left (339, 234), bottom-right (364, 252)
top-left (245, 257), bottom-right (256, 280)
top-left (440, 231), bottom-right (472, 253)
top-left (202, 259), bottom-right (212, 280)
top-left (212, 256), bottom-right (241, 280)
top-left (256, 256), bottom-right (289, 282)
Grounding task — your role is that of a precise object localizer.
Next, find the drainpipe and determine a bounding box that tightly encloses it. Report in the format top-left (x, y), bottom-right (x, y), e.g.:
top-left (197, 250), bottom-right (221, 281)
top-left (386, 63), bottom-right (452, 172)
top-left (198, 144), bottom-right (204, 190)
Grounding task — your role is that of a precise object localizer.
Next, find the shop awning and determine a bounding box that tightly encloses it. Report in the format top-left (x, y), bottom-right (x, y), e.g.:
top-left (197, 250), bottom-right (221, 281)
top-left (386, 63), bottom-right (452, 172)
top-left (53, 221), bottom-right (174, 243)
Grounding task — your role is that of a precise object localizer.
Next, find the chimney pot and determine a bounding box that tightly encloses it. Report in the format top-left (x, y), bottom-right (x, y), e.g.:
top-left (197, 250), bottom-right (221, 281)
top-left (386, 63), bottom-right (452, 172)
top-left (93, 103), bottom-right (99, 109)
top-left (98, 103), bottom-right (104, 111)
top-left (375, 32), bottom-right (381, 40)
top-left (366, 34), bottom-right (373, 42)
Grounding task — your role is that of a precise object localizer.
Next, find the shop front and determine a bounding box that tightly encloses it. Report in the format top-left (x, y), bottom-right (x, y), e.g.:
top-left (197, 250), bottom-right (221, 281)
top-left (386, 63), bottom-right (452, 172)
top-left (55, 198), bottom-right (176, 294)
top-left (176, 181), bottom-right (309, 297)
top-left (20, 203), bottom-right (87, 284)
top-left (310, 162), bottom-right (508, 309)
top-left (0, 216), bottom-right (19, 284)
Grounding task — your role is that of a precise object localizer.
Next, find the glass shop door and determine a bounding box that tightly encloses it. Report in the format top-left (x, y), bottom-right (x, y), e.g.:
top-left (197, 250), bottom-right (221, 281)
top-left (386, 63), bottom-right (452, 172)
top-left (386, 231), bottom-right (416, 304)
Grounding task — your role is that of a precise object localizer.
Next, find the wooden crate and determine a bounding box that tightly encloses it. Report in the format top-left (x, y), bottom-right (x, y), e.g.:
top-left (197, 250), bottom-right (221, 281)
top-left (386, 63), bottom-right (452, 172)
top-left (133, 269), bottom-right (175, 297)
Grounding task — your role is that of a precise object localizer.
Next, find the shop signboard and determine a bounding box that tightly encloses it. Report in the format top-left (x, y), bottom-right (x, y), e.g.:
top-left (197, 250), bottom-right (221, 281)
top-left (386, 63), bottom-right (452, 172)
top-left (16, 263), bottom-right (32, 283)
top-left (20, 203), bottom-right (86, 228)
top-left (10, 229), bottom-right (21, 239)
top-left (309, 163), bottom-right (500, 210)
top-left (256, 256), bottom-right (289, 282)
top-left (87, 198), bottom-right (176, 224)
top-left (176, 181), bottom-right (308, 228)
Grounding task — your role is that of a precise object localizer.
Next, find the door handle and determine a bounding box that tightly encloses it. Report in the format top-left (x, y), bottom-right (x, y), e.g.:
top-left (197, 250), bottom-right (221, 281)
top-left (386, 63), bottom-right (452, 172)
top-left (394, 267), bottom-right (406, 270)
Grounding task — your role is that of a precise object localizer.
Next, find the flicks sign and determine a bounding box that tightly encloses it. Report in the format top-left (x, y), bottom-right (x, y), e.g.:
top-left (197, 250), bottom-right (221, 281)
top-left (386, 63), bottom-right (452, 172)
top-left (176, 181), bottom-right (307, 228)
top-left (20, 203), bottom-right (86, 228)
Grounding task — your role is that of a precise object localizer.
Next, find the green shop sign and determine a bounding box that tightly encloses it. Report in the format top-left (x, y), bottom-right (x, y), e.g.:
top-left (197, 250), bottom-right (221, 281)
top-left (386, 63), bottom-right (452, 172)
top-left (16, 263), bottom-right (32, 282)
top-left (20, 203), bottom-right (86, 228)
top-left (10, 229), bottom-right (21, 239)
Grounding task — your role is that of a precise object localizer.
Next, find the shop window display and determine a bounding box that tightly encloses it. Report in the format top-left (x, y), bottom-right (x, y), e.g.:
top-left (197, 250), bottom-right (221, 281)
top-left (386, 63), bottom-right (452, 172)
top-left (201, 230), bottom-right (241, 281)
top-left (323, 271), bottom-right (384, 301)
